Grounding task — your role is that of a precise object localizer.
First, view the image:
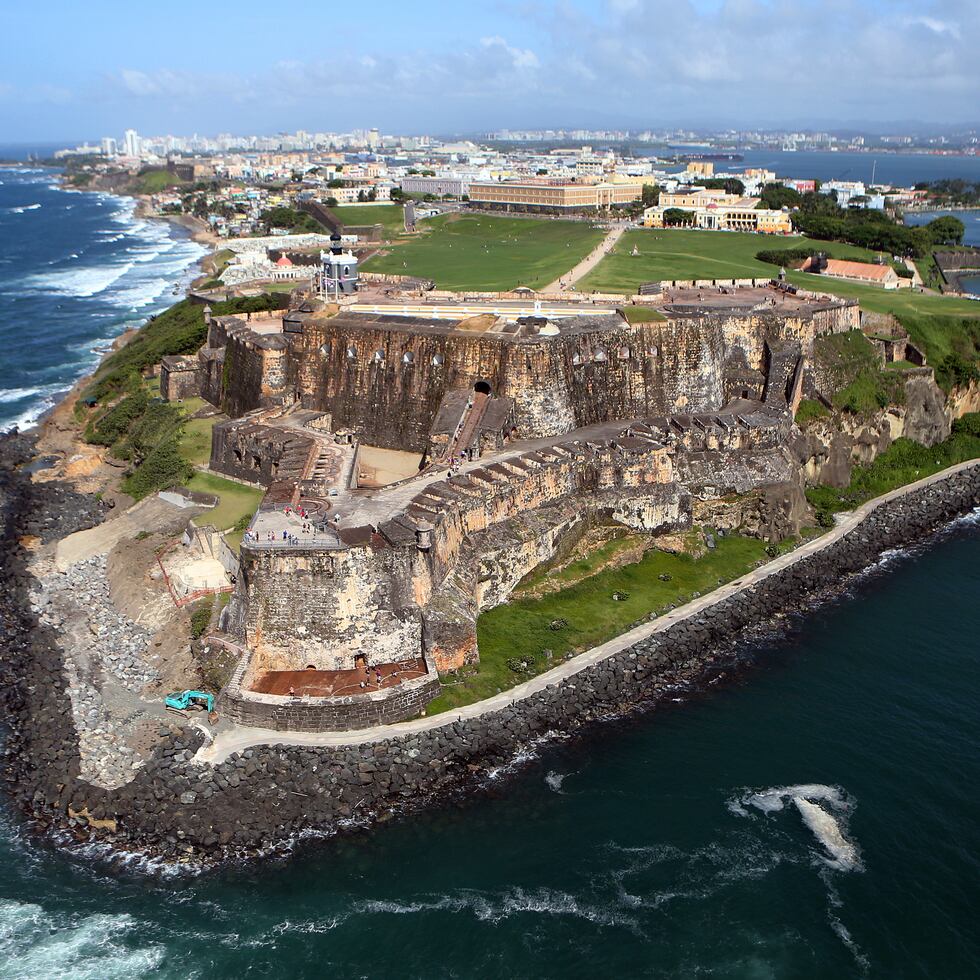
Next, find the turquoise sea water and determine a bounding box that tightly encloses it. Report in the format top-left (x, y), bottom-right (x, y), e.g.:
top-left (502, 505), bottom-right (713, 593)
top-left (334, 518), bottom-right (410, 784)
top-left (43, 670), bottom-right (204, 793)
top-left (1, 517), bottom-right (978, 978)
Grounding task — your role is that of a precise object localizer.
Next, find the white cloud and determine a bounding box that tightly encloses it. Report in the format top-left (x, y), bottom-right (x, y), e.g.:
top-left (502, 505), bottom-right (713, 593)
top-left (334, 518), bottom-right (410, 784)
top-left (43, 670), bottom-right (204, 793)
top-left (15, 2), bottom-right (978, 129)
top-left (479, 35), bottom-right (541, 70)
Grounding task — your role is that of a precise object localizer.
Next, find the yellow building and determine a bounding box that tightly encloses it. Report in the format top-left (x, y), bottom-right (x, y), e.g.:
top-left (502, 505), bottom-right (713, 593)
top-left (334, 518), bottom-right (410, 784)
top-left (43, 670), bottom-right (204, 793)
top-left (469, 179), bottom-right (643, 211)
top-left (642, 199), bottom-right (792, 234)
top-left (660, 186), bottom-right (738, 208)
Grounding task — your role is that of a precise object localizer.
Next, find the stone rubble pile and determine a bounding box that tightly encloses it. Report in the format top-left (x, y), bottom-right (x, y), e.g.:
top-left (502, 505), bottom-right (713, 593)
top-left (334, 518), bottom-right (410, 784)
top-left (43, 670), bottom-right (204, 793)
top-left (30, 554), bottom-right (159, 789)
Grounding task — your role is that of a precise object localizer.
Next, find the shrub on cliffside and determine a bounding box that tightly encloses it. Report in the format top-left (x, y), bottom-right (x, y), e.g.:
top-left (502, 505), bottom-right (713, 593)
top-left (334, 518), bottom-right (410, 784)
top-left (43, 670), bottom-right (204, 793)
top-left (121, 441), bottom-right (193, 500)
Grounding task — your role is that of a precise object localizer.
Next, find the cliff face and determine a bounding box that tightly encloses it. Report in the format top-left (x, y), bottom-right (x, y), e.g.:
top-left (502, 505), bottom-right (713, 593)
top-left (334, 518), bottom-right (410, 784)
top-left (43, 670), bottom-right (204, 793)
top-left (793, 372), bottom-right (951, 487)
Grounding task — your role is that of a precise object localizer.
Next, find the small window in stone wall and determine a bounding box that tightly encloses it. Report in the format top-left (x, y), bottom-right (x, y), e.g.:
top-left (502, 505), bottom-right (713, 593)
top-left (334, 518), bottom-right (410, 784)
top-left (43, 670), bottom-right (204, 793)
top-left (403, 351), bottom-right (415, 364)
top-left (373, 350), bottom-right (385, 363)
top-left (593, 348), bottom-right (608, 362)
top-left (618, 346), bottom-right (631, 360)
top-left (347, 346), bottom-right (357, 359)
top-left (320, 342), bottom-right (331, 358)
top-left (432, 353), bottom-right (445, 366)
top-left (649, 345), bottom-right (659, 357)
top-left (572, 352), bottom-right (583, 366)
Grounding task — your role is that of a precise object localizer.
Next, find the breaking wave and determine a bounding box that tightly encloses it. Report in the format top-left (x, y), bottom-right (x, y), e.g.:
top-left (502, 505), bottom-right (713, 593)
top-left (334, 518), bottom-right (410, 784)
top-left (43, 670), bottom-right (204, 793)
top-left (0, 899), bottom-right (163, 980)
top-left (733, 783), bottom-right (861, 871)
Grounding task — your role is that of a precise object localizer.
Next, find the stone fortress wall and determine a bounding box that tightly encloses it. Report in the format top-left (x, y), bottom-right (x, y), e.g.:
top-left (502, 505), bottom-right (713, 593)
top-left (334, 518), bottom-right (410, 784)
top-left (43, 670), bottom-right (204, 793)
top-left (179, 284), bottom-right (863, 732)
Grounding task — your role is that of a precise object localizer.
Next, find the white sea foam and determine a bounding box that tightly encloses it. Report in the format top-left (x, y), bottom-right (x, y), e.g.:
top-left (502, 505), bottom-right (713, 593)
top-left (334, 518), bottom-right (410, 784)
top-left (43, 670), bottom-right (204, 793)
top-left (0, 386), bottom-right (45, 404)
top-left (740, 783), bottom-right (846, 814)
top-left (794, 798), bottom-right (860, 871)
top-left (7, 203), bottom-right (41, 214)
top-left (25, 261), bottom-right (135, 298)
top-left (544, 770), bottom-right (573, 793)
top-left (0, 900), bottom-right (163, 980)
top-left (305, 886), bottom-right (644, 932)
top-left (734, 783), bottom-right (861, 872)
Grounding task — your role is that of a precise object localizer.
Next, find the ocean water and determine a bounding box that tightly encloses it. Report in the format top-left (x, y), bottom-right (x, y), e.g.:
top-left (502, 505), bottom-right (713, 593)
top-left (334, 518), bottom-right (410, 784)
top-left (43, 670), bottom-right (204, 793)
top-left (0, 516), bottom-right (977, 978)
top-left (649, 148), bottom-right (980, 187)
top-left (0, 167), bottom-right (206, 431)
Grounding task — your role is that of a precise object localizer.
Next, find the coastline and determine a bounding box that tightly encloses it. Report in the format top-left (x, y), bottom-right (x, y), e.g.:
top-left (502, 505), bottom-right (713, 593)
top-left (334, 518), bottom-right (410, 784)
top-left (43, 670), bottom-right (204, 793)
top-left (12, 176), bottom-right (217, 453)
top-left (1, 417), bottom-right (977, 867)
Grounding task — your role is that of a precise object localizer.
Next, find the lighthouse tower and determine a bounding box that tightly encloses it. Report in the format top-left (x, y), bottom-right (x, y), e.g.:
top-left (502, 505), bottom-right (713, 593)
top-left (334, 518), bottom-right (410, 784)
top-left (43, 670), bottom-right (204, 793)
top-left (319, 234), bottom-right (358, 299)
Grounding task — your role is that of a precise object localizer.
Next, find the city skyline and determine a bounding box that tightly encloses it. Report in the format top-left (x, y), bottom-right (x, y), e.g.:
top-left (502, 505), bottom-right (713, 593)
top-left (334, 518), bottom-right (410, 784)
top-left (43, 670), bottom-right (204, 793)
top-left (1, 0), bottom-right (978, 141)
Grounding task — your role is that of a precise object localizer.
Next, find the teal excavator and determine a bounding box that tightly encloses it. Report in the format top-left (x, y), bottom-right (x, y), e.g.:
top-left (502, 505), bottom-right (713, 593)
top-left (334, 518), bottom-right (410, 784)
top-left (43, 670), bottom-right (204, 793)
top-left (164, 690), bottom-right (215, 713)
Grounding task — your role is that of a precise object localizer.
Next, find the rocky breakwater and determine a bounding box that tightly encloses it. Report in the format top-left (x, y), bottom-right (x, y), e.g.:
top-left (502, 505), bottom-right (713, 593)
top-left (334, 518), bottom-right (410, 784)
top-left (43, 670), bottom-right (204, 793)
top-left (30, 554), bottom-right (160, 788)
top-left (1, 422), bottom-right (979, 865)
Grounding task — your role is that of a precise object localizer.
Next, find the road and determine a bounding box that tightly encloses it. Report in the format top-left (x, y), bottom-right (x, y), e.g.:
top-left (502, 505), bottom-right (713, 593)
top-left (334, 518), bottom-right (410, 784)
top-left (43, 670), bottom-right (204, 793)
top-left (542, 223), bottom-right (627, 293)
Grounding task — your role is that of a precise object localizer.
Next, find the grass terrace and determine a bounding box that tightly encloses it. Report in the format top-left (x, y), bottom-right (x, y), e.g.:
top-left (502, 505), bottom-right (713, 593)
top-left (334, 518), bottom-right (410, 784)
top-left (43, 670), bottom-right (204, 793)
top-left (362, 214), bottom-right (606, 291)
top-left (183, 471), bottom-right (263, 534)
top-left (134, 168), bottom-right (187, 195)
top-left (427, 533), bottom-right (772, 714)
top-left (329, 204), bottom-right (406, 239)
top-left (578, 228), bottom-right (879, 292)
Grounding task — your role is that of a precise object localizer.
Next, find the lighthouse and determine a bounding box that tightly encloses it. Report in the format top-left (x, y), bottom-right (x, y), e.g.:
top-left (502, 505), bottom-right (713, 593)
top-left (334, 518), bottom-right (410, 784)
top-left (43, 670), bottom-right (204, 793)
top-left (319, 234), bottom-right (359, 299)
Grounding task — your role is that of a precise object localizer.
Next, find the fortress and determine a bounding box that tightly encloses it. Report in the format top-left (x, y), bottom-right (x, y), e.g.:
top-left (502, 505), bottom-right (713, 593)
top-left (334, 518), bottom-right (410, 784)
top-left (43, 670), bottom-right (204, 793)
top-left (172, 280), bottom-right (860, 731)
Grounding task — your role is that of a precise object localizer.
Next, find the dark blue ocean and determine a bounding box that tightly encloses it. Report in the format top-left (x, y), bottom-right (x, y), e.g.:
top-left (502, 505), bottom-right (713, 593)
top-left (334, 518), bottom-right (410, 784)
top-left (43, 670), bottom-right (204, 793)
top-left (0, 165), bottom-right (205, 431)
top-left (0, 515), bottom-right (977, 978)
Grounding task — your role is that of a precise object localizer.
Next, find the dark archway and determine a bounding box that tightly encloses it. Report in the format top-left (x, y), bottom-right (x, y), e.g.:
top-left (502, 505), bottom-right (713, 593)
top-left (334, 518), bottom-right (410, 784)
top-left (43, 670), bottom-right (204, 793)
top-left (474, 380), bottom-right (492, 396)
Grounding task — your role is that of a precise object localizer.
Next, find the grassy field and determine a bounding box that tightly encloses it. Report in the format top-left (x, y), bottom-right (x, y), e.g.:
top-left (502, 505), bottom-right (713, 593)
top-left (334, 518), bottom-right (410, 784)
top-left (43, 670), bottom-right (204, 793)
top-left (362, 214), bottom-right (606, 291)
top-left (578, 228), bottom-right (879, 291)
top-left (427, 534), bottom-right (771, 714)
top-left (572, 227), bottom-right (980, 380)
top-left (176, 406), bottom-right (219, 466)
top-left (134, 169), bottom-right (186, 194)
top-left (329, 204), bottom-right (406, 238)
top-left (183, 472), bottom-right (263, 532)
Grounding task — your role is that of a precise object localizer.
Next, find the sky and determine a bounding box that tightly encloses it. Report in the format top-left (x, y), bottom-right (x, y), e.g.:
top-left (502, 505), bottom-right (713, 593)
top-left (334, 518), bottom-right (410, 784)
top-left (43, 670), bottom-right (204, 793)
top-left (0, 0), bottom-right (977, 142)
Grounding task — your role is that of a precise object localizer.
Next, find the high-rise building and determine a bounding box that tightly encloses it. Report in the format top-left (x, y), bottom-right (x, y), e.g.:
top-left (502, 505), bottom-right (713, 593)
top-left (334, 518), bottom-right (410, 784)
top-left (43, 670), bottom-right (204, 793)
top-left (100, 136), bottom-right (117, 157)
top-left (123, 129), bottom-right (141, 158)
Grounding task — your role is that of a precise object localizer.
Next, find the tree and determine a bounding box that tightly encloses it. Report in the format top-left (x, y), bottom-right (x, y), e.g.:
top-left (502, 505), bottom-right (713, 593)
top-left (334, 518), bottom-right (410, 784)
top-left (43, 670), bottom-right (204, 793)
top-left (325, 196), bottom-right (338, 207)
top-left (641, 184), bottom-right (660, 207)
top-left (757, 182), bottom-right (802, 210)
top-left (926, 215), bottom-right (966, 246)
top-left (662, 208), bottom-right (690, 227)
top-left (702, 177), bottom-right (745, 196)
top-left (327, 178), bottom-right (345, 188)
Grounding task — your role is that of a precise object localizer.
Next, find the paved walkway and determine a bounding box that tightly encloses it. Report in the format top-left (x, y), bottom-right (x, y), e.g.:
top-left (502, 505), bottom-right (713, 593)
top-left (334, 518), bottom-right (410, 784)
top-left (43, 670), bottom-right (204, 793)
top-left (55, 496), bottom-right (197, 571)
top-left (542, 224), bottom-right (627, 293)
top-left (194, 459), bottom-right (979, 765)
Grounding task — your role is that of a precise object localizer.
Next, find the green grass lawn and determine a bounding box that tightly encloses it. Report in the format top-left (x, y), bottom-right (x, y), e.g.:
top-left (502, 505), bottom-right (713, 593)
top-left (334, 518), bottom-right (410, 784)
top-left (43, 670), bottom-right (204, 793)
top-left (784, 270), bottom-right (980, 367)
top-left (427, 534), bottom-right (771, 714)
top-left (362, 214), bottom-right (606, 291)
top-left (135, 169), bottom-right (186, 194)
top-left (183, 472), bottom-right (263, 531)
top-left (177, 410), bottom-right (219, 466)
top-left (329, 204), bottom-right (406, 238)
top-left (578, 228), bottom-right (879, 292)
